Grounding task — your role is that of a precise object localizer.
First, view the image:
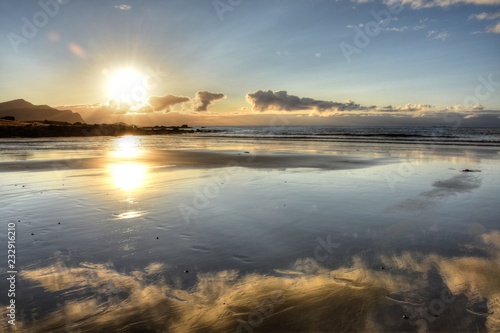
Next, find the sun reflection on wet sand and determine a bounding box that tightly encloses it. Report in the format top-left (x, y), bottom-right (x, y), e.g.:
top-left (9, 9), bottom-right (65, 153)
top-left (112, 135), bottom-right (143, 158)
top-left (109, 162), bottom-right (147, 191)
top-left (106, 136), bottom-right (151, 218)
top-left (108, 136), bottom-right (150, 193)
top-left (113, 210), bottom-right (145, 220)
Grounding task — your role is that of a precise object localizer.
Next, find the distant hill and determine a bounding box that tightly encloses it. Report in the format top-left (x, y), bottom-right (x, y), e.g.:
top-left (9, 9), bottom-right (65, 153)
top-left (0, 99), bottom-right (85, 123)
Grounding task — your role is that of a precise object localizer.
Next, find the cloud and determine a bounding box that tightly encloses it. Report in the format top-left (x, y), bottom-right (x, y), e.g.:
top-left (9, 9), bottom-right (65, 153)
top-left (149, 94), bottom-right (190, 112)
top-left (67, 43), bottom-right (86, 58)
top-left (427, 30), bottom-right (450, 40)
top-left (378, 104), bottom-right (435, 111)
top-left (245, 91), bottom-right (493, 117)
top-left (194, 91), bottom-right (225, 112)
top-left (384, 0), bottom-right (500, 9)
top-left (391, 173), bottom-right (482, 211)
top-left (114, 4), bottom-right (131, 10)
top-left (487, 22), bottom-right (500, 33)
top-left (446, 104), bottom-right (484, 111)
top-left (246, 90), bottom-right (371, 113)
top-left (468, 11), bottom-right (500, 33)
top-left (469, 11), bottom-right (500, 20)
top-left (347, 20), bottom-right (425, 33)
top-left (384, 24), bottom-right (426, 32)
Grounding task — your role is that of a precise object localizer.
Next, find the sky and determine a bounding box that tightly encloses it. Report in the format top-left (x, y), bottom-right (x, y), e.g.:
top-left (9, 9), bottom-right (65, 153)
top-left (1, 0), bottom-right (499, 126)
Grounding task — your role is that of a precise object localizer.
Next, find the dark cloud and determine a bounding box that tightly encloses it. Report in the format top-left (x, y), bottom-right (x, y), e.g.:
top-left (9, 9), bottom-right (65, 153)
top-left (194, 91), bottom-right (225, 112)
top-left (149, 94), bottom-right (190, 112)
top-left (246, 90), bottom-right (371, 112)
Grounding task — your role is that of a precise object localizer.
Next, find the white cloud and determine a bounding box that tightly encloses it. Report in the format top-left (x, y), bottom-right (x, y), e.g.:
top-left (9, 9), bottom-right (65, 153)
top-left (445, 104), bottom-right (484, 111)
top-left (384, 0), bottom-right (500, 9)
top-left (469, 11), bottom-right (500, 20)
top-left (378, 104), bottom-right (435, 112)
top-left (114, 4), bottom-right (131, 10)
top-left (487, 22), bottom-right (500, 33)
top-left (427, 30), bottom-right (450, 40)
top-left (384, 24), bottom-right (426, 32)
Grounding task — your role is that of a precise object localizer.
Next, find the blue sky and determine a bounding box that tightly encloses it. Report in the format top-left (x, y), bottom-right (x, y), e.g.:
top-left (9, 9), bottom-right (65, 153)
top-left (0, 0), bottom-right (499, 125)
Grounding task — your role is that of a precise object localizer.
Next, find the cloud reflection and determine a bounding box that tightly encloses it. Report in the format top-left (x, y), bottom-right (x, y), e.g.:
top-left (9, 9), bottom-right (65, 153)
top-left (10, 230), bottom-right (499, 332)
top-left (391, 173), bottom-right (482, 212)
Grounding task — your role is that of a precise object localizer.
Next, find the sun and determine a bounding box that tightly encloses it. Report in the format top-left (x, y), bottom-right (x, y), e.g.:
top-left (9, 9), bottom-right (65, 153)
top-left (106, 68), bottom-right (148, 105)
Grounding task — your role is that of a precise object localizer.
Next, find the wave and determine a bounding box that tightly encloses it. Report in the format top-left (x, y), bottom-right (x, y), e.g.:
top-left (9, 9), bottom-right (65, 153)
top-left (191, 126), bottom-right (500, 146)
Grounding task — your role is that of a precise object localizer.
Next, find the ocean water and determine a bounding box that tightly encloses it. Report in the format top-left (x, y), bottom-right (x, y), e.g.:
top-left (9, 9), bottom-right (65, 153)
top-left (194, 126), bottom-right (500, 145)
top-left (1, 127), bottom-right (500, 332)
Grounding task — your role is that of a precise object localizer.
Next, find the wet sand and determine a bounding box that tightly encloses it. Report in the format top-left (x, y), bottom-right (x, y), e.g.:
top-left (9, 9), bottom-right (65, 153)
top-left (0, 149), bottom-right (389, 172)
top-left (1, 136), bottom-right (499, 332)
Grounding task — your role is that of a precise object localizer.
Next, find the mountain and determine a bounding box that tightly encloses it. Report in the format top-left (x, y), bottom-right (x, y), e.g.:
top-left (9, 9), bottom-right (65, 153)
top-left (0, 99), bottom-right (85, 123)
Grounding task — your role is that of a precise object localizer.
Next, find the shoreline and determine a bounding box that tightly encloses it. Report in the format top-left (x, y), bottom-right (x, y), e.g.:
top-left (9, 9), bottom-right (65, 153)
top-left (0, 120), bottom-right (194, 138)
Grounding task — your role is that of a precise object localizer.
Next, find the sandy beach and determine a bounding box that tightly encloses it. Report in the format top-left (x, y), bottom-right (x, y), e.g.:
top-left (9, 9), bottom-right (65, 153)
top-left (1, 135), bottom-right (499, 332)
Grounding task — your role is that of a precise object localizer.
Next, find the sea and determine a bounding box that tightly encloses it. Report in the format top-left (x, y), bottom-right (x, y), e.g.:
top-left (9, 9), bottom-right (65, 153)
top-left (194, 126), bottom-right (500, 145)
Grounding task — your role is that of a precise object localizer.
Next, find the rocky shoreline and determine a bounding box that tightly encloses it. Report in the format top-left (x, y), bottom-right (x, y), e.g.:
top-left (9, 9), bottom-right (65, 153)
top-left (0, 120), bottom-right (194, 138)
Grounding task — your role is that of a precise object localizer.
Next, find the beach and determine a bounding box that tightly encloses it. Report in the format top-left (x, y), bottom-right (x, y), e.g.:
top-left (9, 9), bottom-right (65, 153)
top-left (1, 132), bottom-right (500, 332)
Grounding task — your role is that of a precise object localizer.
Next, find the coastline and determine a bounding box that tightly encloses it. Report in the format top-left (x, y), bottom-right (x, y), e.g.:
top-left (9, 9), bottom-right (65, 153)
top-left (0, 120), bottom-right (194, 138)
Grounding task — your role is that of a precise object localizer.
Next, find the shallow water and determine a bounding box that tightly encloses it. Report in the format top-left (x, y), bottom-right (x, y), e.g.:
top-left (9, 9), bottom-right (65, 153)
top-left (1, 135), bottom-right (499, 332)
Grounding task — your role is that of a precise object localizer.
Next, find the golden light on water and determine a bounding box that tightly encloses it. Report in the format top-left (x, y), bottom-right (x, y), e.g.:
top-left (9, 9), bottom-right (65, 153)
top-left (109, 163), bottom-right (147, 191)
top-left (107, 136), bottom-right (151, 218)
top-left (114, 210), bottom-right (145, 220)
top-left (113, 136), bottom-right (142, 158)
top-left (109, 136), bottom-right (149, 192)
